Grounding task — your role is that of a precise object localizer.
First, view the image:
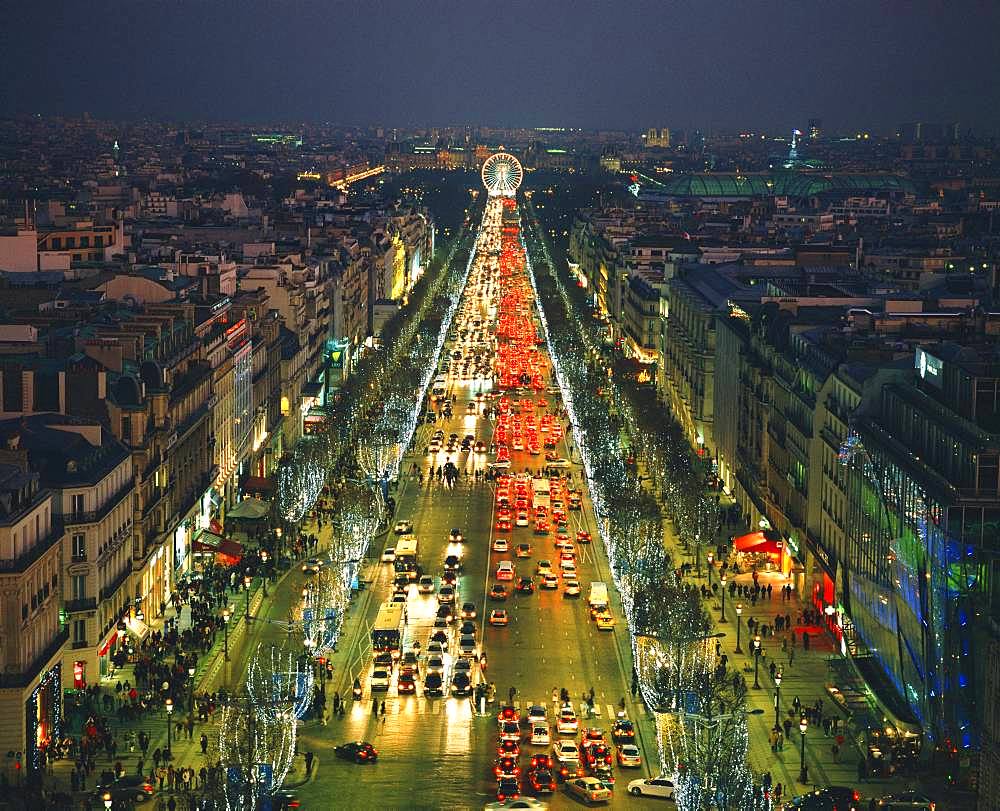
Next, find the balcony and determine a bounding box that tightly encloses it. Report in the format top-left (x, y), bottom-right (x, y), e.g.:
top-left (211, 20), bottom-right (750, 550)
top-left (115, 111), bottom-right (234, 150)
top-left (100, 565), bottom-right (131, 602)
top-left (71, 639), bottom-right (89, 650)
top-left (65, 480), bottom-right (134, 527)
top-left (65, 597), bottom-right (97, 613)
top-left (71, 553), bottom-right (88, 564)
top-left (0, 627), bottom-right (68, 689)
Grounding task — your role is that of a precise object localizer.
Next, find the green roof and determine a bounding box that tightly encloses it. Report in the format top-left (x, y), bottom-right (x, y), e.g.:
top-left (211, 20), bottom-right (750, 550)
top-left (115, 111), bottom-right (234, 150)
top-left (657, 171), bottom-right (917, 199)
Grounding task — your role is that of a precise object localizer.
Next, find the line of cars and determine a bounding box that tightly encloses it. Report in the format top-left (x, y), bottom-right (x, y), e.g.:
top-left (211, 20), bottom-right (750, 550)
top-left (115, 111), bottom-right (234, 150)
top-left (487, 702), bottom-right (655, 806)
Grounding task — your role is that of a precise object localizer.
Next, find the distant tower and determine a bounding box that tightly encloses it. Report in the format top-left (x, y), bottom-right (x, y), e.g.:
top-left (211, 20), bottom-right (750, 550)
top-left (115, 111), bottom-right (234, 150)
top-left (112, 138), bottom-right (120, 161)
top-left (786, 129), bottom-right (802, 166)
top-left (808, 118), bottom-right (821, 140)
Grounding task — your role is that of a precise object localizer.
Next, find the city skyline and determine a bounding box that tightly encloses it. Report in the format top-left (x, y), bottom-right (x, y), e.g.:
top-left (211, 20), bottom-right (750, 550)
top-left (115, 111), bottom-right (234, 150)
top-left (3, 0), bottom-right (1000, 133)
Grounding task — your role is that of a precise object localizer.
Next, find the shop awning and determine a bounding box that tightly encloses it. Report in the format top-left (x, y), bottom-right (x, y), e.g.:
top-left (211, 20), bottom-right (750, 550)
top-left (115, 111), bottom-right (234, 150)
top-left (242, 475), bottom-right (274, 494)
top-left (192, 530), bottom-right (226, 552)
top-left (733, 530), bottom-right (782, 555)
top-left (228, 497), bottom-right (270, 520)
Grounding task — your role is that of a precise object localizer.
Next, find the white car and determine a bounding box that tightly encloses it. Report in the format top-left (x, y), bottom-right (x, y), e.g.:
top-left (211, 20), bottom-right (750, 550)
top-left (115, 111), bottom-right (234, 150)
top-left (541, 574), bottom-right (559, 589)
top-left (492, 538), bottom-right (510, 553)
top-left (566, 777), bottom-right (611, 804)
top-left (557, 709), bottom-right (579, 734)
top-left (530, 724), bottom-right (551, 745)
top-left (563, 580), bottom-right (581, 597)
top-left (553, 739), bottom-right (579, 763)
top-left (546, 457), bottom-right (571, 468)
top-left (394, 519), bottom-right (413, 534)
top-left (536, 560), bottom-right (553, 576)
top-left (496, 561), bottom-right (515, 580)
top-left (527, 704), bottom-right (547, 725)
top-left (515, 512), bottom-right (529, 527)
top-left (560, 563), bottom-right (578, 580)
top-left (617, 743), bottom-right (642, 767)
top-left (370, 669), bottom-right (390, 691)
top-left (628, 777), bottom-right (675, 799)
top-left (301, 558), bottom-right (322, 575)
top-left (418, 576), bottom-right (435, 594)
top-left (381, 547), bottom-right (396, 563)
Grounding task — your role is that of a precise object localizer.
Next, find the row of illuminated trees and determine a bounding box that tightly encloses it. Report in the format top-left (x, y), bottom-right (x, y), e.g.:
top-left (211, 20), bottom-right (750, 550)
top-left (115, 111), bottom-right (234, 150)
top-left (521, 208), bottom-right (769, 811)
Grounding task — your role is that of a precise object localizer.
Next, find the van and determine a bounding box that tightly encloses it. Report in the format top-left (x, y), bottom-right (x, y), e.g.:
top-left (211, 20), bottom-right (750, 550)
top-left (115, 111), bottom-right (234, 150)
top-left (588, 581), bottom-right (609, 611)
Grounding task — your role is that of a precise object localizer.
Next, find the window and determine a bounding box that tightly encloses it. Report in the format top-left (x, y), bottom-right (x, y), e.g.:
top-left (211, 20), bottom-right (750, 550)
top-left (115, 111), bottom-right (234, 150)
top-left (72, 574), bottom-right (87, 601)
top-left (72, 533), bottom-right (86, 560)
top-left (51, 237), bottom-right (62, 249)
top-left (71, 493), bottom-right (85, 515)
top-left (80, 236), bottom-right (90, 248)
top-left (65, 237), bottom-right (75, 248)
top-left (95, 235), bottom-right (104, 248)
top-left (73, 619), bottom-right (86, 643)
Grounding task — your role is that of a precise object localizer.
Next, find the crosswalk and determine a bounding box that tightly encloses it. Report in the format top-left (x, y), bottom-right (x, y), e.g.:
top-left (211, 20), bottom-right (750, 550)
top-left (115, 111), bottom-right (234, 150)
top-left (344, 694), bottom-right (622, 722)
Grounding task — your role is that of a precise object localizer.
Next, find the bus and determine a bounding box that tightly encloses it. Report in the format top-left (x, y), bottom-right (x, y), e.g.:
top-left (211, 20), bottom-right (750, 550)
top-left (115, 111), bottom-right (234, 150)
top-left (394, 536), bottom-right (419, 580)
top-left (531, 478), bottom-right (551, 511)
top-left (371, 601), bottom-right (407, 657)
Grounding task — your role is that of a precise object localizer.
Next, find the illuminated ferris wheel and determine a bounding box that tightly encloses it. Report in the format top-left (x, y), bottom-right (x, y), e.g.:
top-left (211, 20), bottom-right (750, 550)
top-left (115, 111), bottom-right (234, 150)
top-left (481, 152), bottom-right (523, 196)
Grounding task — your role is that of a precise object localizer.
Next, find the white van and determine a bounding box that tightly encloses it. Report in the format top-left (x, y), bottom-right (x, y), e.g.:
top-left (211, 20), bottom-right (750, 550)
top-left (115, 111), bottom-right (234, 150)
top-left (588, 581), bottom-right (609, 611)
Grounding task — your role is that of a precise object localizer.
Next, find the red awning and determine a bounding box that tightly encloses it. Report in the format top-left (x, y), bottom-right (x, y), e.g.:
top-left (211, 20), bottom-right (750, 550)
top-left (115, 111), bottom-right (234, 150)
top-left (218, 538), bottom-right (243, 559)
top-left (733, 531), bottom-right (781, 555)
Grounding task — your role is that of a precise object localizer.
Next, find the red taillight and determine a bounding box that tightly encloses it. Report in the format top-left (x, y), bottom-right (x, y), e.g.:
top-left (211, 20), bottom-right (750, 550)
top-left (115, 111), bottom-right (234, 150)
top-left (549, 783), bottom-right (556, 791)
top-left (853, 792), bottom-right (860, 801)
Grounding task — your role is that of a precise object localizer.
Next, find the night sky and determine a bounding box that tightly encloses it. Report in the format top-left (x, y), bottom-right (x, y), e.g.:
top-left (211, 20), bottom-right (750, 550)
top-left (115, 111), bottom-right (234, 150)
top-left (4, 0), bottom-right (1000, 133)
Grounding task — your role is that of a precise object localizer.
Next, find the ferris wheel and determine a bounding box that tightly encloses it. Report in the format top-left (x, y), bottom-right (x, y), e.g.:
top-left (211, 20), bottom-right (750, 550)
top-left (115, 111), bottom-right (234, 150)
top-left (481, 152), bottom-right (523, 196)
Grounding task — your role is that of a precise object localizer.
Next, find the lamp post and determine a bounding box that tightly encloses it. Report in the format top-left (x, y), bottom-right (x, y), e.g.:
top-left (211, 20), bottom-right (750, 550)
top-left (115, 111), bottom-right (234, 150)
top-left (752, 634), bottom-right (762, 689)
top-left (165, 697), bottom-right (174, 760)
top-left (244, 574), bottom-right (252, 620)
top-left (103, 792), bottom-right (113, 810)
top-left (261, 551), bottom-right (269, 597)
top-left (222, 607), bottom-right (231, 661)
top-left (774, 669), bottom-right (782, 728)
top-left (735, 603), bottom-right (743, 652)
top-left (798, 716), bottom-right (809, 783)
top-left (188, 665), bottom-right (196, 721)
top-left (720, 574), bottom-right (727, 622)
top-left (706, 551), bottom-right (714, 586)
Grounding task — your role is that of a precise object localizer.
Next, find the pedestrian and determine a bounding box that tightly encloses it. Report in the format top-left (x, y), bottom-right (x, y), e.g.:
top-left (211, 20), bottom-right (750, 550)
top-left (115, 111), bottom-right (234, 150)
top-left (167, 797), bottom-right (177, 811)
top-left (803, 632), bottom-right (811, 651)
top-left (832, 742), bottom-right (841, 763)
top-left (774, 782), bottom-right (783, 804)
top-left (304, 751), bottom-right (314, 775)
top-left (380, 700), bottom-right (386, 717)
top-left (789, 646), bottom-right (795, 667)
top-left (200, 733), bottom-right (208, 754)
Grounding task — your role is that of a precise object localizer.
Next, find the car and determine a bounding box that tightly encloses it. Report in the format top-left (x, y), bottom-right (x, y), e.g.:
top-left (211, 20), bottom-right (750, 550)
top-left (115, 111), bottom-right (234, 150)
top-left (494, 755), bottom-right (521, 778)
top-left (496, 516), bottom-right (513, 530)
top-left (527, 704), bottom-right (547, 725)
top-left (516, 512), bottom-right (530, 527)
top-left (460, 601), bottom-right (477, 619)
top-left (580, 728), bottom-right (606, 750)
top-left (546, 457), bottom-right (571, 469)
top-left (563, 580), bottom-right (581, 598)
top-left (498, 705), bottom-right (521, 726)
top-left (94, 775), bottom-right (156, 805)
top-left (373, 651), bottom-right (394, 672)
top-left (553, 740), bottom-right (579, 763)
top-left (780, 787), bottom-right (862, 810)
top-left (301, 558), bottom-right (322, 575)
top-left (557, 709), bottom-right (579, 734)
top-left (389, 592), bottom-right (407, 604)
top-left (334, 741), bottom-right (378, 764)
top-left (444, 554), bottom-right (463, 571)
top-left (369, 669), bottom-right (390, 691)
top-left (495, 776), bottom-right (521, 803)
top-left (515, 543), bottom-right (532, 558)
top-left (484, 797), bottom-right (547, 810)
top-left (449, 528), bottom-right (464, 542)
top-left (490, 609), bottom-right (509, 626)
top-left (616, 744), bottom-right (641, 767)
top-left (426, 640), bottom-right (444, 658)
top-left (426, 655), bottom-right (444, 673)
top-left (418, 575), bottom-right (435, 594)
top-left (394, 520), bottom-right (413, 534)
top-left (380, 546), bottom-right (396, 563)
top-left (527, 769), bottom-right (557, 795)
top-left (612, 719), bottom-right (635, 743)
top-left (496, 561), bottom-right (515, 580)
top-left (565, 776), bottom-right (611, 804)
top-left (398, 670), bottom-right (416, 694)
top-left (450, 672), bottom-right (472, 696)
top-left (499, 720), bottom-right (521, 742)
top-left (474, 440), bottom-right (488, 453)
top-left (436, 603), bottom-right (455, 623)
top-left (401, 650), bottom-right (419, 668)
top-left (490, 583), bottom-right (509, 601)
top-left (627, 777), bottom-right (675, 799)
top-left (594, 612), bottom-right (615, 631)
top-left (536, 560), bottom-right (553, 576)
top-left (516, 576), bottom-right (535, 594)
top-left (493, 537), bottom-right (510, 553)
top-left (458, 635), bottom-right (477, 658)
top-left (576, 531), bottom-right (592, 544)
top-left (583, 743), bottom-right (612, 768)
top-left (437, 585), bottom-right (456, 604)
top-left (541, 574), bottom-right (559, 589)
top-left (459, 620), bottom-right (477, 636)
top-left (441, 570), bottom-right (458, 587)
top-left (423, 672), bottom-right (444, 696)
top-left (530, 725), bottom-right (551, 745)
top-left (497, 739), bottom-right (521, 758)
top-left (590, 764), bottom-right (615, 792)
top-left (870, 792), bottom-right (936, 810)
top-left (559, 543), bottom-right (576, 558)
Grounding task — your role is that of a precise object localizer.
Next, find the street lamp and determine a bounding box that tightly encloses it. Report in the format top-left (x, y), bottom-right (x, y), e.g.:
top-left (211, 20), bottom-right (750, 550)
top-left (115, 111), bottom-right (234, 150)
top-left (102, 792), bottom-right (113, 810)
top-left (244, 574), bottom-right (252, 619)
top-left (165, 697), bottom-right (174, 760)
top-left (774, 669), bottom-right (783, 728)
top-left (798, 716), bottom-right (809, 783)
top-left (706, 551), bottom-right (714, 586)
top-left (261, 551), bottom-right (269, 596)
top-left (222, 607), bottom-right (231, 661)
top-left (752, 634), bottom-right (762, 689)
top-left (735, 603), bottom-right (743, 652)
top-left (720, 574), bottom-right (727, 622)
top-left (188, 665), bottom-right (196, 720)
